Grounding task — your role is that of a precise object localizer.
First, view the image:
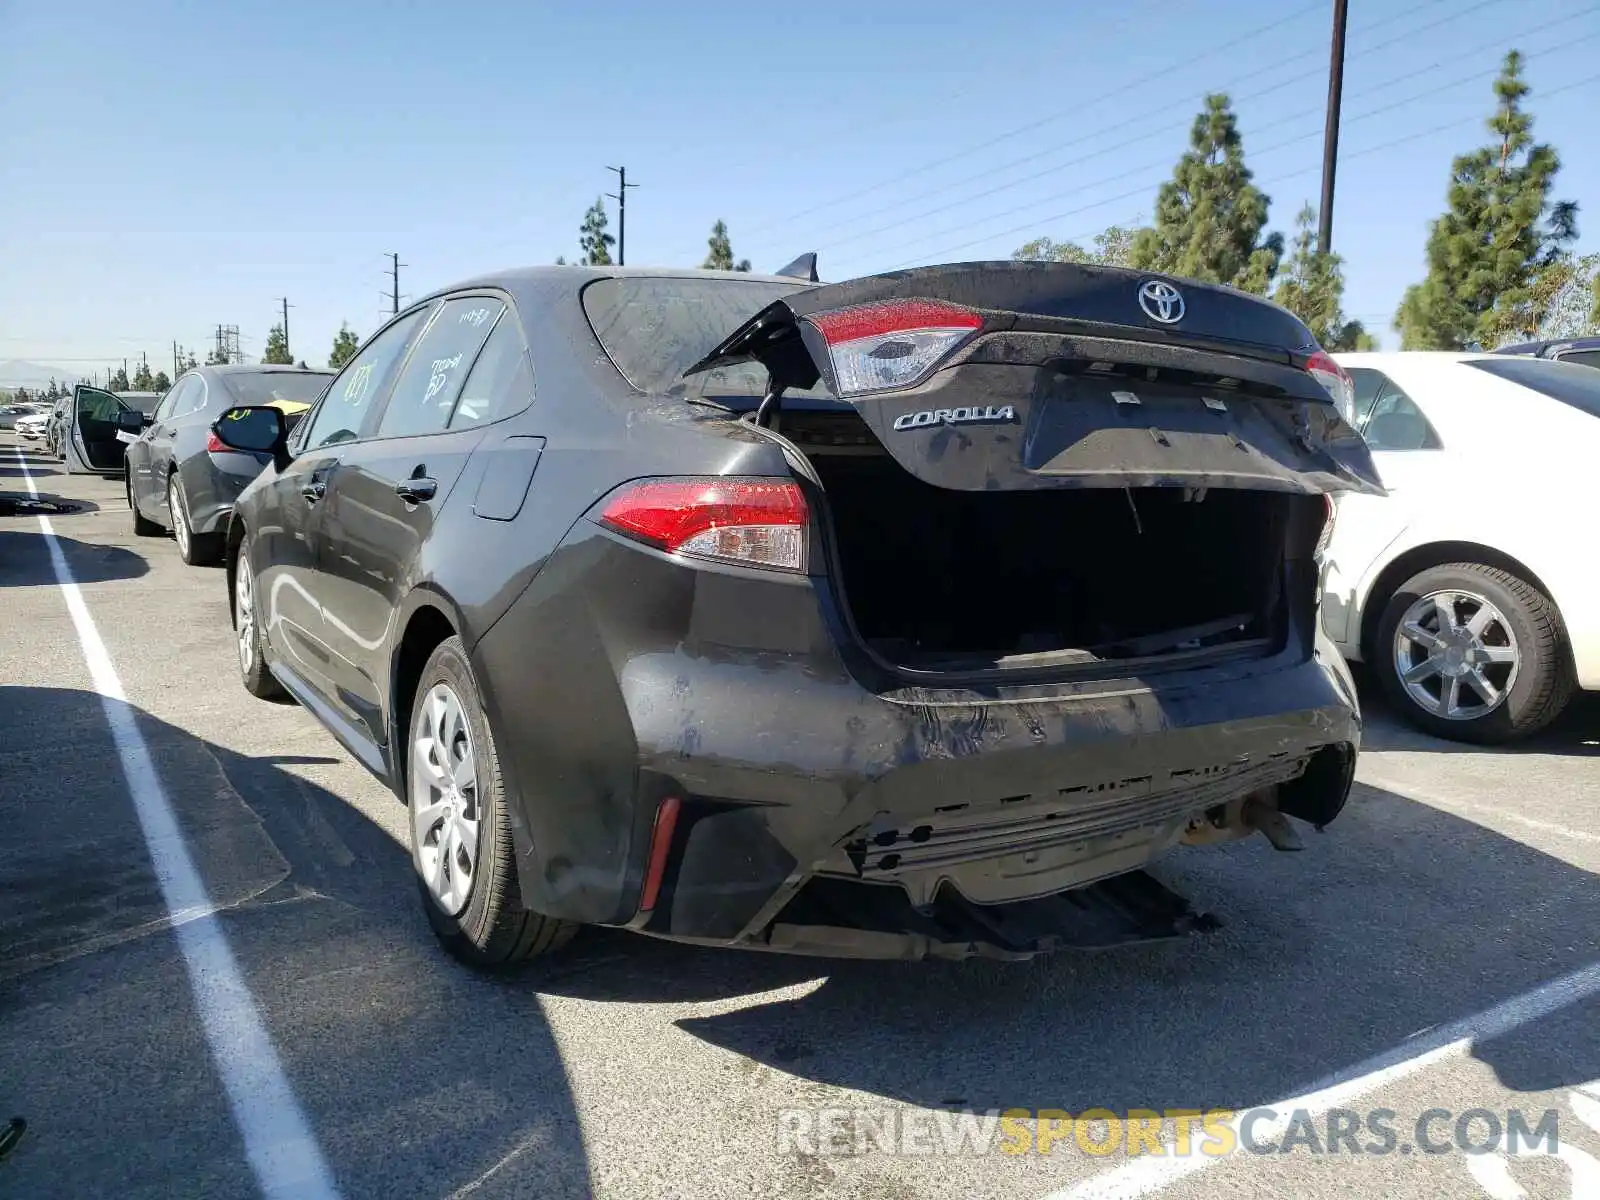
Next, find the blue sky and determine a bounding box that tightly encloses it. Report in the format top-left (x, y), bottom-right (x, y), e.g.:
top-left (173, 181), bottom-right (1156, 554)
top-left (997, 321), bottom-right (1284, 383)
top-left (2, 0), bottom-right (1597, 377)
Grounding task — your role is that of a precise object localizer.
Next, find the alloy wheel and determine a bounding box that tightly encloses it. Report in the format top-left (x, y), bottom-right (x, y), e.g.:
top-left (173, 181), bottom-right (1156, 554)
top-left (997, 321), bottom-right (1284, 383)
top-left (169, 479), bottom-right (191, 559)
top-left (411, 683), bottom-right (481, 916)
top-left (234, 561), bottom-right (256, 675)
top-left (1391, 589), bottom-right (1520, 721)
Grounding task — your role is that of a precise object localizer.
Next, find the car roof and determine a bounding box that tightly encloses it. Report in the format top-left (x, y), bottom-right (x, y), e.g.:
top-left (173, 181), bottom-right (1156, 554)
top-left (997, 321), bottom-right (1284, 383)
top-left (199, 364), bottom-right (334, 376)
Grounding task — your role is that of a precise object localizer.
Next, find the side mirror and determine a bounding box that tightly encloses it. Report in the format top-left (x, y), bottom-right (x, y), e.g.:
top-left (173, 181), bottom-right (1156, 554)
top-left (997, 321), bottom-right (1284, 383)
top-left (115, 409), bottom-right (146, 432)
top-left (212, 406), bottom-right (289, 458)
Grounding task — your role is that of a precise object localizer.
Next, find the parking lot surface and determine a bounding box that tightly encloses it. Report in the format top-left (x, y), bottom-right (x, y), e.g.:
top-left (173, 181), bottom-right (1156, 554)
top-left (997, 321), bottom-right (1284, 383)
top-left (3, 433), bottom-right (1598, 1200)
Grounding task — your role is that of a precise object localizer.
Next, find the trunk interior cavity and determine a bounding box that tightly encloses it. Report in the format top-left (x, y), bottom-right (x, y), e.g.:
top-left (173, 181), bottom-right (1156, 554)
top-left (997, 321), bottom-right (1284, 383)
top-left (789, 415), bottom-right (1307, 674)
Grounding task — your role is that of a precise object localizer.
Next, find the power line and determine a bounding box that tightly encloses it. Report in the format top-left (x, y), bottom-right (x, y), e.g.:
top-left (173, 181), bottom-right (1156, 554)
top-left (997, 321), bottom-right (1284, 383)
top-left (870, 36), bottom-right (1600, 269)
top-left (739, 0), bottom-right (1329, 240)
top-left (885, 66), bottom-right (1600, 271)
top-left (811, 0), bottom-right (1541, 254)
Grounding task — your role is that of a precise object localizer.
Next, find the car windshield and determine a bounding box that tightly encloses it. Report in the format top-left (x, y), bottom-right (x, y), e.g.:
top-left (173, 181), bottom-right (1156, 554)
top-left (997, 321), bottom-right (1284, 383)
top-left (1465, 356), bottom-right (1600, 419)
top-left (221, 371), bottom-right (333, 408)
top-left (581, 275), bottom-right (837, 406)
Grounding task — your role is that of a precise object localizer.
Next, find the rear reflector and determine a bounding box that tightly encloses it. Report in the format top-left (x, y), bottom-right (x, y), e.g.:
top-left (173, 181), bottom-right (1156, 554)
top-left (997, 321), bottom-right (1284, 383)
top-left (205, 431), bottom-right (226, 453)
top-left (639, 796), bottom-right (682, 914)
top-left (598, 478), bottom-right (809, 572)
top-left (1317, 494), bottom-right (1336, 557)
top-left (805, 299), bottom-right (983, 397)
top-left (1305, 350), bottom-right (1356, 427)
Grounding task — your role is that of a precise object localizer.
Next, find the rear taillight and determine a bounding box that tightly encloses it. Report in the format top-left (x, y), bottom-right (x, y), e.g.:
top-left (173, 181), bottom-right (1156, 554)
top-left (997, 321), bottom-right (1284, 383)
top-left (805, 299), bottom-right (984, 397)
top-left (1305, 350), bottom-right (1356, 427)
top-left (1317, 494), bottom-right (1337, 557)
top-left (597, 478), bottom-right (808, 572)
top-left (205, 431), bottom-right (226, 453)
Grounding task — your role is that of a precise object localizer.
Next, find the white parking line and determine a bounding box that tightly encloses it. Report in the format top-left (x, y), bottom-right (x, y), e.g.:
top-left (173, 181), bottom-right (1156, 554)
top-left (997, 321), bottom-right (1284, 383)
top-left (1043, 959), bottom-right (1600, 1200)
top-left (14, 450), bottom-right (341, 1200)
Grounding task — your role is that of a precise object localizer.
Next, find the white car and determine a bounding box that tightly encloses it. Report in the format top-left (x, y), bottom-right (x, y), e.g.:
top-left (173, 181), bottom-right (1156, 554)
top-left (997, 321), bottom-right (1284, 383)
top-left (1321, 351), bottom-right (1600, 742)
top-left (13, 410), bottom-right (51, 439)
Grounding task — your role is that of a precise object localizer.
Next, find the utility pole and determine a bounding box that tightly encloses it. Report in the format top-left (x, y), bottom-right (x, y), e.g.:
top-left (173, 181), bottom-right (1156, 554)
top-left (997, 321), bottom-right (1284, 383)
top-left (1317, 0), bottom-right (1349, 255)
top-left (387, 252), bottom-right (405, 315)
top-left (278, 297), bottom-right (293, 358)
top-left (173, 340), bottom-right (180, 379)
top-left (606, 165), bottom-right (640, 266)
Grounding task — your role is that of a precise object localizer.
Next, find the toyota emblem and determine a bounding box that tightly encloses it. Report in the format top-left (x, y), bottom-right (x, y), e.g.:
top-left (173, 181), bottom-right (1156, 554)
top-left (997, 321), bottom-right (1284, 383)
top-left (1137, 280), bottom-right (1185, 324)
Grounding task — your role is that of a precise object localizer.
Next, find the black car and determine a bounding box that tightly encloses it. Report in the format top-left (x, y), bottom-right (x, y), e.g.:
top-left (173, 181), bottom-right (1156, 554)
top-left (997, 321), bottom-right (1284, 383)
top-left (1492, 336), bottom-right (1600, 370)
top-left (124, 364), bottom-right (332, 564)
top-left (212, 262), bottom-right (1383, 969)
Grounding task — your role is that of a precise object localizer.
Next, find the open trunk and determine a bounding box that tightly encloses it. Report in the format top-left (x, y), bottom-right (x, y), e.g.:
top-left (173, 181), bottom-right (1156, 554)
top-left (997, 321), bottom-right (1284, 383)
top-left (804, 439), bottom-right (1309, 672)
top-left (685, 262), bottom-right (1382, 677)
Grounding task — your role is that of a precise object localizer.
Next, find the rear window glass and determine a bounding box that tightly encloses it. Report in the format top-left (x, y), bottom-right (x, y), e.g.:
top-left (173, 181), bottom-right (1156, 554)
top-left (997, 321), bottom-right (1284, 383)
top-left (222, 371), bottom-right (333, 408)
top-left (1465, 357), bottom-right (1600, 419)
top-left (581, 275), bottom-right (834, 404)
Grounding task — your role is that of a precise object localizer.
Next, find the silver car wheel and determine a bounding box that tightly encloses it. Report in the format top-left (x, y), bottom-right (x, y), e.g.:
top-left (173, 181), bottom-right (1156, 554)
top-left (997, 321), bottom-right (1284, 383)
top-left (169, 477), bottom-right (191, 559)
top-left (411, 683), bottom-right (481, 916)
top-left (1391, 589), bottom-right (1520, 721)
top-left (234, 561), bottom-right (256, 675)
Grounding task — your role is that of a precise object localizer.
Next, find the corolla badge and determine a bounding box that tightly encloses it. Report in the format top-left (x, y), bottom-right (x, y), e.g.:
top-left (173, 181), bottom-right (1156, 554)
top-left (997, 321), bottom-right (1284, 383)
top-left (1137, 279), bottom-right (1186, 324)
top-left (892, 405), bottom-right (1017, 431)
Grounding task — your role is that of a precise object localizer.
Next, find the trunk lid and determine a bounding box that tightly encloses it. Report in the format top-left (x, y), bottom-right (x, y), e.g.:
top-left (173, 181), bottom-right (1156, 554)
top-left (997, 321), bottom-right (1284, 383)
top-left (685, 262), bottom-right (1384, 497)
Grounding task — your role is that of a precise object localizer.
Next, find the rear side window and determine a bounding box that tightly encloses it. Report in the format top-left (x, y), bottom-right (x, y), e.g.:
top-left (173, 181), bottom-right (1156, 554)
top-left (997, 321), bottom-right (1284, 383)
top-left (1465, 356), bottom-right (1600, 419)
top-left (376, 298), bottom-right (505, 439)
top-left (582, 275), bottom-right (831, 401)
top-left (449, 311), bottom-right (533, 429)
top-left (1345, 368), bottom-right (1442, 451)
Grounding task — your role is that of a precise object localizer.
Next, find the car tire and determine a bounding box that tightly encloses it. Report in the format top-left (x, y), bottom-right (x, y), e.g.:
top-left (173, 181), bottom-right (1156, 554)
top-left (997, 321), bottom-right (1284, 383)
top-left (233, 533), bottom-right (287, 701)
top-left (129, 479), bottom-right (163, 536)
top-left (407, 636), bottom-right (578, 969)
top-left (169, 473), bottom-right (222, 566)
top-left (1374, 561), bottom-right (1575, 744)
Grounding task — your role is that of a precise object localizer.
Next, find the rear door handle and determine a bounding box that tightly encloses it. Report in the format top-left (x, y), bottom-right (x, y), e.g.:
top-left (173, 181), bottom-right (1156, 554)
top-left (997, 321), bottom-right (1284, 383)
top-left (395, 477), bottom-right (438, 503)
top-left (300, 479), bottom-right (327, 503)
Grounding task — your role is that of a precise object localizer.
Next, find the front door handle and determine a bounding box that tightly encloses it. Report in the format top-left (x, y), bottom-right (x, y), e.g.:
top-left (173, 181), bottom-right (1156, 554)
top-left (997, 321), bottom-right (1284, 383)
top-left (300, 479), bottom-right (326, 504)
top-left (395, 477), bottom-right (438, 503)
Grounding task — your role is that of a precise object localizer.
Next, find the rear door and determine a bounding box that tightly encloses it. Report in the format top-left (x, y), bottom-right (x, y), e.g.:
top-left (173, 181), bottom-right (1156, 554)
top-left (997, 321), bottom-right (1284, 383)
top-left (65, 385), bottom-right (134, 475)
top-left (132, 379), bottom-right (190, 511)
top-left (686, 263), bottom-right (1383, 497)
top-left (313, 295), bottom-right (507, 747)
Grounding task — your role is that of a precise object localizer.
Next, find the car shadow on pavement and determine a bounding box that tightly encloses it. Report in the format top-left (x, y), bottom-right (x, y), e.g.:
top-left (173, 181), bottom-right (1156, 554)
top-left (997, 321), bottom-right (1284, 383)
top-left (0, 686), bottom-right (592, 1200)
top-left (0, 530), bottom-right (146, 585)
top-left (540, 781), bottom-right (1600, 1122)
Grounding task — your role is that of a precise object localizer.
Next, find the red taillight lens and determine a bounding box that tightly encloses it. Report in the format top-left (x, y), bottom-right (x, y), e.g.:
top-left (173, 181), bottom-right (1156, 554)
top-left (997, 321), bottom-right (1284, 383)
top-left (597, 478), bottom-right (809, 572)
top-left (1305, 350), bottom-right (1356, 426)
top-left (205, 431), bottom-right (226, 453)
top-left (1317, 494), bottom-right (1337, 557)
top-left (805, 298), bottom-right (983, 397)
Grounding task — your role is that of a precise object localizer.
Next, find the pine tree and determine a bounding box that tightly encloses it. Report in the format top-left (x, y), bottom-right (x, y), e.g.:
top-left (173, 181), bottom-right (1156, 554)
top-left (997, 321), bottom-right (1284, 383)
top-left (702, 220), bottom-right (750, 271)
top-left (1396, 51), bottom-right (1578, 349)
top-left (1014, 223), bottom-right (1138, 267)
top-left (152, 370), bottom-right (171, 393)
top-left (108, 366), bottom-right (130, 391)
top-left (1272, 204), bottom-right (1372, 350)
top-left (262, 323), bottom-right (292, 364)
top-left (329, 323), bottom-right (360, 369)
top-left (1128, 95), bottom-right (1282, 293)
top-left (132, 359), bottom-right (154, 390)
top-left (579, 198), bottom-right (615, 266)
top-left (183, 350), bottom-right (199, 371)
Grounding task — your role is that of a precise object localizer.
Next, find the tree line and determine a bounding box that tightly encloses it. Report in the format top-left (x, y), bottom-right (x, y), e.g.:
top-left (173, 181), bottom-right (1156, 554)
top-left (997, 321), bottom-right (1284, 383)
top-left (1012, 51), bottom-right (1600, 350)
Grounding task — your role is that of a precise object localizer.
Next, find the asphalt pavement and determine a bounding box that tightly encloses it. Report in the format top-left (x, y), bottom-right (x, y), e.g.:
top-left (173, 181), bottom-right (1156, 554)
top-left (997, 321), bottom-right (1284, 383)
top-left (2, 432), bottom-right (1597, 1200)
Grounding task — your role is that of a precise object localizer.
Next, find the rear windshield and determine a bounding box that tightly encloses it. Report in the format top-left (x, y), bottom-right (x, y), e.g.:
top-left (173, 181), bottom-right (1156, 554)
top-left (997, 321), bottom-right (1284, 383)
top-left (1465, 356), bottom-right (1600, 419)
top-left (582, 275), bottom-right (835, 405)
top-left (221, 371), bottom-right (333, 408)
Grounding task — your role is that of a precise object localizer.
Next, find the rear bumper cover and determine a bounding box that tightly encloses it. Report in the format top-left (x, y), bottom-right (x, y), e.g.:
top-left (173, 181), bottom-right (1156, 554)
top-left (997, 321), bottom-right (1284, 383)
top-left (471, 528), bottom-right (1360, 958)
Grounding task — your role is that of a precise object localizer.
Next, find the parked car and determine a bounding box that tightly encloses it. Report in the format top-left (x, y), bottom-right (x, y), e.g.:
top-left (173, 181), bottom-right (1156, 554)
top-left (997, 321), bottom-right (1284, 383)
top-left (1322, 351), bottom-right (1600, 743)
top-left (212, 262), bottom-right (1381, 969)
top-left (13, 407), bottom-right (52, 440)
top-left (57, 388), bottom-right (164, 475)
top-left (124, 364), bottom-right (331, 564)
top-left (0, 401), bottom-right (51, 431)
top-left (1491, 335), bottom-right (1600, 370)
top-left (44, 396), bottom-right (72, 457)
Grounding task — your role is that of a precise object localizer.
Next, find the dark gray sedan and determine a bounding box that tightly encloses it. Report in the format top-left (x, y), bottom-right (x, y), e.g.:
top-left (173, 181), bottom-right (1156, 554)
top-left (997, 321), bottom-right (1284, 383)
top-left (125, 364), bottom-right (331, 564)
